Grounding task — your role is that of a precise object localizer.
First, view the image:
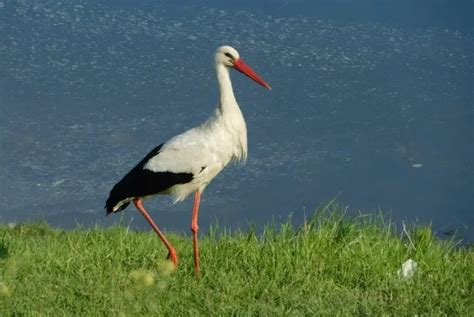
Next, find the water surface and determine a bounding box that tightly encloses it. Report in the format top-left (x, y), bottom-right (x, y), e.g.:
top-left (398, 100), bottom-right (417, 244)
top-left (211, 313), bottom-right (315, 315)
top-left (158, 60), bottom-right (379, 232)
top-left (1, 0), bottom-right (473, 240)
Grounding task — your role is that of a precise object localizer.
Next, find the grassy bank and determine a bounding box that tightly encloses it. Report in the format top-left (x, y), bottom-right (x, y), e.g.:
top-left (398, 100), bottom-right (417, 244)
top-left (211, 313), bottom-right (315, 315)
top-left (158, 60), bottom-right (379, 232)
top-left (0, 210), bottom-right (472, 315)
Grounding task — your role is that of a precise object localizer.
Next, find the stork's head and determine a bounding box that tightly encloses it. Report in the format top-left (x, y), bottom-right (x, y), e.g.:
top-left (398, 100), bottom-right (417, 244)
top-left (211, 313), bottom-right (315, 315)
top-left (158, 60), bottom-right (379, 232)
top-left (215, 45), bottom-right (271, 90)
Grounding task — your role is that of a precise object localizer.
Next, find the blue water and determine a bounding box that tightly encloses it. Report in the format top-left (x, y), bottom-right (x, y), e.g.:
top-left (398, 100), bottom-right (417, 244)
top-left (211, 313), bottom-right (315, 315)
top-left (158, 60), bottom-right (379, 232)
top-left (1, 0), bottom-right (473, 241)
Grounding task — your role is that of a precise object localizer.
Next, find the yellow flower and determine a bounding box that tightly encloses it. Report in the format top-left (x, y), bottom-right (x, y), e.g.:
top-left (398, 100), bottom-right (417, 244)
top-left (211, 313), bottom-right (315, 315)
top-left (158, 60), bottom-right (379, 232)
top-left (129, 269), bottom-right (155, 288)
top-left (0, 283), bottom-right (11, 298)
top-left (157, 260), bottom-right (176, 277)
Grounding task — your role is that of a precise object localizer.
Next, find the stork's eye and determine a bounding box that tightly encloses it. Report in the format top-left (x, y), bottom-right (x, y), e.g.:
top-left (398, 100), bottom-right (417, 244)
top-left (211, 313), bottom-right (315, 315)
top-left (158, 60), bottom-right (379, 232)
top-left (224, 52), bottom-right (234, 60)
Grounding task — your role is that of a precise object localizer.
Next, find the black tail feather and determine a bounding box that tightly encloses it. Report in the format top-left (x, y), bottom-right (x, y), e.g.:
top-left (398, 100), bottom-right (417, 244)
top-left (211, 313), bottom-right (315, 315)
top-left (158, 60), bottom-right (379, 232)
top-left (104, 143), bottom-right (193, 216)
top-left (105, 197), bottom-right (130, 215)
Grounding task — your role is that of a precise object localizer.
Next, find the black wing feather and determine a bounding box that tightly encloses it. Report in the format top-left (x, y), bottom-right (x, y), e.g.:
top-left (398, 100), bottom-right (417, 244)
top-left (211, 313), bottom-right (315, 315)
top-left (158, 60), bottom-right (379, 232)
top-left (105, 144), bottom-right (193, 214)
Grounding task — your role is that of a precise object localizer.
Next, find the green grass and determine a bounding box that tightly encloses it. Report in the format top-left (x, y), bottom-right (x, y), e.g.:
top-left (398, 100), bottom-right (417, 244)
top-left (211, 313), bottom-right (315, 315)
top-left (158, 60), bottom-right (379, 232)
top-left (0, 207), bottom-right (472, 316)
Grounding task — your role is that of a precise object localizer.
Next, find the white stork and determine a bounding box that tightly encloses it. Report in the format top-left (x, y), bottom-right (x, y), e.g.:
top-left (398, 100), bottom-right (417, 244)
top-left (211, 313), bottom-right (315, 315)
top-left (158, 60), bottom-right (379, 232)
top-left (105, 45), bottom-right (270, 274)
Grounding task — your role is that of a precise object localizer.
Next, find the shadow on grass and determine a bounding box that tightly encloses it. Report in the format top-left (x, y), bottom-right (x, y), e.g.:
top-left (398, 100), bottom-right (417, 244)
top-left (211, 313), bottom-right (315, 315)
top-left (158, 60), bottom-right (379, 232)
top-left (0, 242), bottom-right (9, 260)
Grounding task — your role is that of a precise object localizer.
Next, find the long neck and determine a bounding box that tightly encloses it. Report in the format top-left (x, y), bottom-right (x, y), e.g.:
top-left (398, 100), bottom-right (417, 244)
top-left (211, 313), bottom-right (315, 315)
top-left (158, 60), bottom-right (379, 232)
top-left (216, 63), bottom-right (237, 112)
top-left (213, 62), bottom-right (248, 162)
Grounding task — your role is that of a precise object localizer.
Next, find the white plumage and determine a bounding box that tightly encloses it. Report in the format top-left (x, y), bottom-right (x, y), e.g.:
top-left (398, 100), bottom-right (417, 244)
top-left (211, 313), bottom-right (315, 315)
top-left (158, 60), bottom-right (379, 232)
top-left (143, 77), bottom-right (248, 203)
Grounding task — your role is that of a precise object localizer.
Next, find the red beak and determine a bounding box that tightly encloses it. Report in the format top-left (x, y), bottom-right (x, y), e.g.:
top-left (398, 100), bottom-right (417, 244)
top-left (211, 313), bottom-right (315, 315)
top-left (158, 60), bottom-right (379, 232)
top-left (233, 58), bottom-right (271, 90)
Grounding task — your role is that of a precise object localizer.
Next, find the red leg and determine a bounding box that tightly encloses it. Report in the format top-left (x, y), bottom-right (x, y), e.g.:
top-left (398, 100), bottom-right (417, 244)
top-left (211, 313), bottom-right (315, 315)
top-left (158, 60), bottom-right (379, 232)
top-left (191, 191), bottom-right (201, 275)
top-left (133, 198), bottom-right (178, 266)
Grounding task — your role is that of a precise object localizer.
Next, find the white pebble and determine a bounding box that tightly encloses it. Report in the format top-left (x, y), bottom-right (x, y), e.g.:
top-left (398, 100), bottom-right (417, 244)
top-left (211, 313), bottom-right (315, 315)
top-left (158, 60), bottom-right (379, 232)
top-left (397, 259), bottom-right (418, 279)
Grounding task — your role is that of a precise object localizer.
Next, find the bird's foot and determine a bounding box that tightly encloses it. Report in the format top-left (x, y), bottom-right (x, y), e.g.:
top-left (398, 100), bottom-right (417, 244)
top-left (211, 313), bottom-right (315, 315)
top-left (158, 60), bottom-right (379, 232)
top-left (167, 249), bottom-right (179, 267)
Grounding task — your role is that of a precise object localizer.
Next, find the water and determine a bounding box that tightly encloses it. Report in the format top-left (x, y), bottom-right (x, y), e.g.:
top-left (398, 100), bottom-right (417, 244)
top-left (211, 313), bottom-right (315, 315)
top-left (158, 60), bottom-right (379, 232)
top-left (1, 0), bottom-right (473, 241)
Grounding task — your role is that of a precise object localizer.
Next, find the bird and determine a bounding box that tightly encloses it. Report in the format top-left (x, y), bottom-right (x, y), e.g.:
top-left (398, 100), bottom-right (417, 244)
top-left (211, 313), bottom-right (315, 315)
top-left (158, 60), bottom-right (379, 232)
top-left (105, 45), bottom-right (271, 274)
